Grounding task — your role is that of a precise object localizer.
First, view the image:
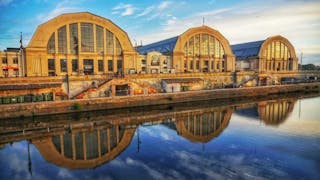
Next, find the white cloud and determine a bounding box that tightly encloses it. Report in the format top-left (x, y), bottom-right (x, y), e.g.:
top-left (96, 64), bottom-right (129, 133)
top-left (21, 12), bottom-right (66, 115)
top-left (135, 1), bottom-right (320, 64)
top-left (36, 0), bottom-right (81, 23)
top-left (136, 6), bottom-right (155, 17)
top-left (112, 3), bottom-right (136, 16)
top-left (158, 1), bottom-right (172, 10)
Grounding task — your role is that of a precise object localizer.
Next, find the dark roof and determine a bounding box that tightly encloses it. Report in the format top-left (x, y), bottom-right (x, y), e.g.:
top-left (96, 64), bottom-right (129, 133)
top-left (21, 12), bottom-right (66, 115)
top-left (231, 40), bottom-right (265, 60)
top-left (162, 78), bottom-right (202, 84)
top-left (137, 36), bottom-right (178, 55)
top-left (5, 48), bottom-right (20, 52)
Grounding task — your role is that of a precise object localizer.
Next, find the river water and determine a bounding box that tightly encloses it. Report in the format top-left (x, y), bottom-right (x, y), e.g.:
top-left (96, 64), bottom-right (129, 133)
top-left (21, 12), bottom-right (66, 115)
top-left (0, 94), bottom-right (319, 180)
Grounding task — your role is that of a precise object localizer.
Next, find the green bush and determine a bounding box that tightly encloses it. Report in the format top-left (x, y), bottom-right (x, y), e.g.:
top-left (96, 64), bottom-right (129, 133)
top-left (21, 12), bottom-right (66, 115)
top-left (72, 103), bottom-right (82, 110)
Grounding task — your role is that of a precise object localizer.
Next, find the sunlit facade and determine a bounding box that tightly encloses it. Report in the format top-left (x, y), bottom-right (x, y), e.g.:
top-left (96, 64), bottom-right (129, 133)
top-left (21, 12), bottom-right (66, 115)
top-left (232, 36), bottom-right (298, 72)
top-left (137, 26), bottom-right (236, 73)
top-left (25, 12), bottom-right (136, 77)
top-left (0, 48), bottom-right (22, 77)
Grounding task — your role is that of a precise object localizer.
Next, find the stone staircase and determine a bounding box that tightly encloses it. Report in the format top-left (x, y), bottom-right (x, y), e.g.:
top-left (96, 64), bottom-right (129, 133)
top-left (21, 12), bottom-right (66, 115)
top-left (238, 73), bottom-right (259, 87)
top-left (71, 78), bottom-right (113, 99)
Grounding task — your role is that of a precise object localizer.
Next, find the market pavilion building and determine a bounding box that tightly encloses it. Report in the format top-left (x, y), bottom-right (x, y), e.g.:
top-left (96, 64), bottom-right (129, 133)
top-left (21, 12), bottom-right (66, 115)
top-left (25, 12), bottom-right (137, 77)
top-left (231, 35), bottom-right (298, 73)
top-left (137, 26), bottom-right (236, 74)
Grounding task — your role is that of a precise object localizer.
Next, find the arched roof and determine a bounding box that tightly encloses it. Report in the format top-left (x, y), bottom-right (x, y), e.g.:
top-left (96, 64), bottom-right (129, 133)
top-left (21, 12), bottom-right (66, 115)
top-left (174, 26), bottom-right (234, 55)
top-left (137, 26), bottom-right (234, 55)
top-left (258, 35), bottom-right (297, 59)
top-left (28, 12), bottom-right (134, 52)
top-left (231, 35), bottom-right (297, 60)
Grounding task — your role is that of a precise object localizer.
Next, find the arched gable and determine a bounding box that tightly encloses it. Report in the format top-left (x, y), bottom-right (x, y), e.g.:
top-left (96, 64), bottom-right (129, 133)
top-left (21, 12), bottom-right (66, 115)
top-left (28, 12), bottom-right (134, 52)
top-left (173, 26), bottom-right (233, 56)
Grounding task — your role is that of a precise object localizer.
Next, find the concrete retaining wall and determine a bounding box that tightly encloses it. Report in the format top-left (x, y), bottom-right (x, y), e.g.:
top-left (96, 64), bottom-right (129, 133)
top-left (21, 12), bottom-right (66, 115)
top-left (0, 82), bottom-right (319, 119)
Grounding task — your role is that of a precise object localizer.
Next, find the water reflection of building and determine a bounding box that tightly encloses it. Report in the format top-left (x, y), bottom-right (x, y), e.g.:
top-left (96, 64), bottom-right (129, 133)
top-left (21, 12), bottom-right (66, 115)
top-left (165, 108), bottom-right (233, 143)
top-left (235, 99), bottom-right (296, 126)
top-left (33, 124), bottom-right (135, 169)
top-left (257, 100), bottom-right (295, 126)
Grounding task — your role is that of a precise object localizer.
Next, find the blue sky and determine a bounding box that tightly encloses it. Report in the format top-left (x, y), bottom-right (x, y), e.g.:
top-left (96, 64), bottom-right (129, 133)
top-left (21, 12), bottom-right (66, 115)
top-left (0, 0), bottom-right (319, 64)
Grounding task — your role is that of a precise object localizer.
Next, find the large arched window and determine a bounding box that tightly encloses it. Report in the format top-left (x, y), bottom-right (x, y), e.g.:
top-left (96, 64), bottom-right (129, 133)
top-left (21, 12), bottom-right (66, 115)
top-left (46, 23), bottom-right (123, 56)
top-left (262, 41), bottom-right (292, 71)
top-left (183, 33), bottom-right (225, 72)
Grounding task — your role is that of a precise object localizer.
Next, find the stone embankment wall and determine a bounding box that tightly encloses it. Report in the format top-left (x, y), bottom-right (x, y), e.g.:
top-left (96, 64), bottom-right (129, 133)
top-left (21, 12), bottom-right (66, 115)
top-left (0, 82), bottom-right (319, 119)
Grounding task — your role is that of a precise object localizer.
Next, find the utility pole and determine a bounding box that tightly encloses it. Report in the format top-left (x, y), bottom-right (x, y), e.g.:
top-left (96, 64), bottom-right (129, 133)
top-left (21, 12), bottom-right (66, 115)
top-left (20, 32), bottom-right (25, 77)
top-left (300, 52), bottom-right (303, 71)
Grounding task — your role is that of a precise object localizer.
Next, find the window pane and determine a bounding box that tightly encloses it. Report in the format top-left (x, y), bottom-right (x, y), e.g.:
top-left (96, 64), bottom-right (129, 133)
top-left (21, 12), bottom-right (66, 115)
top-left (115, 38), bottom-right (122, 55)
top-left (195, 34), bottom-right (200, 56)
top-left (60, 59), bottom-right (67, 72)
top-left (69, 23), bottom-right (78, 54)
top-left (81, 23), bottom-right (94, 52)
top-left (108, 60), bottom-right (113, 71)
top-left (47, 33), bottom-right (55, 54)
top-left (106, 30), bottom-right (114, 55)
top-left (58, 26), bottom-right (67, 54)
top-left (98, 60), bottom-right (104, 72)
top-left (48, 59), bottom-right (55, 76)
top-left (96, 25), bottom-right (104, 54)
top-left (201, 34), bottom-right (209, 56)
top-left (72, 59), bottom-right (78, 72)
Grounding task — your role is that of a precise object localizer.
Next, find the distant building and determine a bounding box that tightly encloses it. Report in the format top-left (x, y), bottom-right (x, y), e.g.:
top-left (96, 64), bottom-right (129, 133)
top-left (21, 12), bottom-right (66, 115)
top-left (0, 48), bottom-right (23, 77)
top-left (231, 35), bottom-right (298, 72)
top-left (137, 26), bottom-right (236, 73)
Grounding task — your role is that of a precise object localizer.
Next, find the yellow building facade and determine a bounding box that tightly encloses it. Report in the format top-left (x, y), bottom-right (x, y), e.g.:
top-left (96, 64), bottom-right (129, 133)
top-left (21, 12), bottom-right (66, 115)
top-left (0, 12), bottom-right (299, 78)
top-left (0, 48), bottom-right (23, 77)
top-left (25, 12), bottom-right (137, 77)
top-left (137, 26), bottom-right (236, 73)
top-left (232, 36), bottom-right (298, 72)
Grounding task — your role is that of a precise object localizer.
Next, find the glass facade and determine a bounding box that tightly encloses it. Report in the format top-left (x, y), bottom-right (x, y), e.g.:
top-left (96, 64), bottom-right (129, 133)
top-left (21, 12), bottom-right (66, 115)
top-left (45, 22), bottom-right (124, 75)
top-left (262, 41), bottom-right (292, 71)
top-left (184, 33), bottom-right (225, 72)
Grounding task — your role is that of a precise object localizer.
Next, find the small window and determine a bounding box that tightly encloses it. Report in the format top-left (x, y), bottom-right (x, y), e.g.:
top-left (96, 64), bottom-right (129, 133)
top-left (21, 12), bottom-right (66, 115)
top-left (60, 59), bottom-right (67, 72)
top-left (141, 59), bottom-right (146, 64)
top-left (13, 57), bottom-right (18, 64)
top-left (98, 60), bottom-right (104, 72)
top-left (72, 59), bottom-right (78, 72)
top-left (108, 60), bottom-right (113, 71)
top-left (190, 61), bottom-right (193, 69)
top-left (196, 61), bottom-right (200, 70)
top-left (14, 69), bottom-right (19, 76)
top-left (2, 57), bottom-right (7, 64)
top-left (48, 59), bottom-right (55, 76)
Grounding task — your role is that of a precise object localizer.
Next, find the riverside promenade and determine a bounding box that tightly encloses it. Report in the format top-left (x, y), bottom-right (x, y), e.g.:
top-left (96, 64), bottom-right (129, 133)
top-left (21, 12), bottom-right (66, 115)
top-left (0, 82), bottom-right (319, 119)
